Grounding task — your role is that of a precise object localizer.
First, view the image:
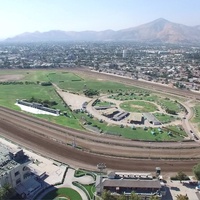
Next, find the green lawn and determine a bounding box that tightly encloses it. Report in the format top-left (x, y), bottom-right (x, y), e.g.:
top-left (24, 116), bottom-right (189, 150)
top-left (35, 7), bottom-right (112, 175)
top-left (0, 70), bottom-right (187, 141)
top-left (109, 93), bottom-right (159, 102)
top-left (0, 84), bottom-right (64, 109)
top-left (47, 71), bottom-right (134, 93)
top-left (41, 188), bottom-right (82, 200)
top-left (154, 112), bottom-right (175, 123)
top-left (0, 84), bottom-right (83, 130)
top-left (74, 111), bottom-right (186, 141)
top-left (120, 100), bottom-right (158, 113)
top-left (193, 105), bottom-right (200, 123)
top-left (82, 184), bottom-right (95, 200)
top-left (158, 98), bottom-right (181, 113)
top-left (74, 169), bottom-right (86, 177)
top-left (193, 105), bottom-right (200, 131)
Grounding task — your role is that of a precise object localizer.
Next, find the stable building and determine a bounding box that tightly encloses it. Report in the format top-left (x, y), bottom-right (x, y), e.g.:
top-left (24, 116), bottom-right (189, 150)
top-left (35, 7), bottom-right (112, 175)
top-left (143, 113), bottom-right (161, 125)
top-left (112, 111), bottom-right (130, 121)
top-left (130, 114), bottom-right (144, 125)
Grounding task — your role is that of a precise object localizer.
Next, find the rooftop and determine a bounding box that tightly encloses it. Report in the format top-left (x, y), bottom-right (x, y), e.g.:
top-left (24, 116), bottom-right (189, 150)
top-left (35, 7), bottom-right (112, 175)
top-left (103, 179), bottom-right (161, 189)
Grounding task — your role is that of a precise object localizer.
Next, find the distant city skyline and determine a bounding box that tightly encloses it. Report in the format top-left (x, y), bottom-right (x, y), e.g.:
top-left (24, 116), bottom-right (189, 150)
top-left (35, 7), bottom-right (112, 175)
top-left (0, 0), bottom-right (200, 38)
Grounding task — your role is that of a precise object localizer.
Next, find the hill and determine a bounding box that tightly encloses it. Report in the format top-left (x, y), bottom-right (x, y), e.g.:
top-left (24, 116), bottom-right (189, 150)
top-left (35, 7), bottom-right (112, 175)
top-left (5, 18), bottom-right (200, 43)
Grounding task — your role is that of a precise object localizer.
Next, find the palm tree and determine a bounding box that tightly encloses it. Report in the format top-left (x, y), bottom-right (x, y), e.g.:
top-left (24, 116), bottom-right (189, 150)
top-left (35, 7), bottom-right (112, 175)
top-left (176, 194), bottom-right (189, 200)
top-left (130, 192), bottom-right (141, 200)
top-left (150, 195), bottom-right (160, 200)
top-left (0, 183), bottom-right (13, 200)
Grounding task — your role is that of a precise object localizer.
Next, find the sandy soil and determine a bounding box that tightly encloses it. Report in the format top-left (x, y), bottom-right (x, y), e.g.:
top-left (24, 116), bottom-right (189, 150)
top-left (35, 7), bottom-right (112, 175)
top-left (56, 90), bottom-right (91, 110)
top-left (0, 74), bottom-right (24, 81)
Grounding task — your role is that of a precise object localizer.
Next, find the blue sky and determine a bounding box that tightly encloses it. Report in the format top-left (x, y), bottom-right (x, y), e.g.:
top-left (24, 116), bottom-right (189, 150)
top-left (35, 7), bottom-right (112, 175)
top-left (0, 0), bottom-right (199, 38)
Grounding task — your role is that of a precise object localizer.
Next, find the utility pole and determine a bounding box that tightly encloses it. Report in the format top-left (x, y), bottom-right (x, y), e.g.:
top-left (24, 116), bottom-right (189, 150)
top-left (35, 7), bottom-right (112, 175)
top-left (97, 163), bottom-right (106, 196)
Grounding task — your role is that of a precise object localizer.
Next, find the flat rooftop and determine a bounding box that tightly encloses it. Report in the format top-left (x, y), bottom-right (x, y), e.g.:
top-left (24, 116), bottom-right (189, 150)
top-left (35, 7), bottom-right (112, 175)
top-left (103, 179), bottom-right (161, 189)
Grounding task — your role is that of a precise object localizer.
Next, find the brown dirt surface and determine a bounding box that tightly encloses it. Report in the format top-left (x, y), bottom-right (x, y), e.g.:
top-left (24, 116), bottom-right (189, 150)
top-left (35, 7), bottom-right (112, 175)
top-left (0, 106), bottom-right (200, 173)
top-left (1, 68), bottom-right (200, 173)
top-left (0, 74), bottom-right (24, 81)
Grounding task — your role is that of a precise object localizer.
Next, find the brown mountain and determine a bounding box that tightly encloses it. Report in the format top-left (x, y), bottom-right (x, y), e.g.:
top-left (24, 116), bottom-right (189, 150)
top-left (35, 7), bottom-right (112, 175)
top-left (5, 18), bottom-right (200, 44)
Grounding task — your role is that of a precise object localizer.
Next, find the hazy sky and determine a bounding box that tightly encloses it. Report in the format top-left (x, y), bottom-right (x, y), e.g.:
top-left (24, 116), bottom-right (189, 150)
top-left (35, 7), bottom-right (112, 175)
top-left (0, 0), bottom-right (200, 38)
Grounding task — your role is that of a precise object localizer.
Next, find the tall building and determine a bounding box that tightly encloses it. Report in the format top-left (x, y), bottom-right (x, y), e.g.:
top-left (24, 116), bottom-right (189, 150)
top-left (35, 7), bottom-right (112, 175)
top-left (122, 49), bottom-right (128, 58)
top-left (0, 144), bottom-right (31, 188)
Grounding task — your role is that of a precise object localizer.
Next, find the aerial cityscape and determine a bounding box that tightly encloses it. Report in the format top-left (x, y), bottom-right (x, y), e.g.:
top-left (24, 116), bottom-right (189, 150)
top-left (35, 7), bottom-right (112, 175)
top-left (1, 1), bottom-right (200, 200)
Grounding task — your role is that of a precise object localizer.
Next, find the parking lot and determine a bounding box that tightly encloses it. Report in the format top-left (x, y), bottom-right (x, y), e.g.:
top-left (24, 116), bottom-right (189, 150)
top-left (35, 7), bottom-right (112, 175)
top-left (163, 178), bottom-right (200, 200)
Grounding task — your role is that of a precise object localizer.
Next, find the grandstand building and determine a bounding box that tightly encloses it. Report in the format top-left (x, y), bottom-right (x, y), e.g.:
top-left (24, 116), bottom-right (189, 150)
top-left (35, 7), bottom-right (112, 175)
top-left (16, 99), bottom-right (60, 115)
top-left (96, 171), bottom-right (165, 199)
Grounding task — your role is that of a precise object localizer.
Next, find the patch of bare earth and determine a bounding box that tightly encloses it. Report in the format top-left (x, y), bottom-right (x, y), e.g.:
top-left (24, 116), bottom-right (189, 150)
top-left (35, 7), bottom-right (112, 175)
top-left (131, 105), bottom-right (143, 109)
top-left (0, 74), bottom-right (24, 82)
top-left (56, 90), bottom-right (91, 110)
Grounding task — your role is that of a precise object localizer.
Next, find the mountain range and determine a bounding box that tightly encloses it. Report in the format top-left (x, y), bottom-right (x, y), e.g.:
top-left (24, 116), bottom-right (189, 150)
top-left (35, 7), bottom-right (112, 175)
top-left (5, 18), bottom-right (200, 44)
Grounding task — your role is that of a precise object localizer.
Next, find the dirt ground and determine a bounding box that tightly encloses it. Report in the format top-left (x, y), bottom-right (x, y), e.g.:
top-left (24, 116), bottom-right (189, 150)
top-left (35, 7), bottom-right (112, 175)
top-left (56, 90), bottom-right (91, 110)
top-left (1, 68), bottom-right (200, 173)
top-left (0, 74), bottom-right (24, 81)
top-left (0, 106), bottom-right (200, 173)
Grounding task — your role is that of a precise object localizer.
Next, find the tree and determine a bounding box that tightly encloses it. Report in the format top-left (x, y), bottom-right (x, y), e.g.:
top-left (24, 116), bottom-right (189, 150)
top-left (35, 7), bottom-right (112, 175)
top-left (0, 183), bottom-right (13, 200)
top-left (176, 194), bottom-right (189, 200)
top-left (150, 196), bottom-right (160, 200)
top-left (177, 171), bottom-right (188, 183)
top-left (193, 162), bottom-right (200, 180)
top-left (130, 192), bottom-right (141, 200)
top-left (101, 190), bottom-right (116, 200)
top-left (117, 195), bottom-right (126, 200)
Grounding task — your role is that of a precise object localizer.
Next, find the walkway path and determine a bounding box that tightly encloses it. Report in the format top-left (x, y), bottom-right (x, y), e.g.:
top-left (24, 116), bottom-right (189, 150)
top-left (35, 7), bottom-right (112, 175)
top-left (37, 168), bottom-right (94, 200)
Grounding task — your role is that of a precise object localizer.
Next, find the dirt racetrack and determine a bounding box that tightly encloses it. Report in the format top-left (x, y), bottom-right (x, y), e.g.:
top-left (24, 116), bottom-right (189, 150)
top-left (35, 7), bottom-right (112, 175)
top-left (0, 116), bottom-right (199, 173)
top-left (0, 106), bottom-right (200, 173)
top-left (1, 68), bottom-right (200, 173)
